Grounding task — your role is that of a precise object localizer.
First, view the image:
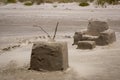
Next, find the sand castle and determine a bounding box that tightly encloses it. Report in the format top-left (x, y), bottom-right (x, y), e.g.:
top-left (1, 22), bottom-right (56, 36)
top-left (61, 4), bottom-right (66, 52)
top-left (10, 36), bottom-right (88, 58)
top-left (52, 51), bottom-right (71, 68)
top-left (73, 20), bottom-right (116, 49)
top-left (30, 41), bottom-right (68, 71)
top-left (29, 20), bottom-right (116, 71)
top-left (30, 22), bottom-right (69, 71)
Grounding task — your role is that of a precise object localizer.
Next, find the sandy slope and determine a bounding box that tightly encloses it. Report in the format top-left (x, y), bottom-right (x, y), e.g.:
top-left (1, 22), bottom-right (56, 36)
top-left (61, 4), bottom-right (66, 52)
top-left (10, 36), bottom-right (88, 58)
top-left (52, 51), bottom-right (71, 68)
top-left (0, 3), bottom-right (120, 80)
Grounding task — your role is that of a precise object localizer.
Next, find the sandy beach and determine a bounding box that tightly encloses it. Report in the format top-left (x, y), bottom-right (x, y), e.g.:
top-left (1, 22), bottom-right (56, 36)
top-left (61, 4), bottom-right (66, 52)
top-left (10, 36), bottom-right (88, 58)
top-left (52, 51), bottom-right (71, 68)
top-left (0, 3), bottom-right (120, 80)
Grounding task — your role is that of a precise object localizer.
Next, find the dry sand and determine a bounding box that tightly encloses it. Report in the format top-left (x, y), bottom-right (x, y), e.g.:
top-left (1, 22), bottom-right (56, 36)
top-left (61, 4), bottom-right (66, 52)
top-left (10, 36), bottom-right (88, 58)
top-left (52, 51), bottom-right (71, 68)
top-left (0, 3), bottom-right (120, 80)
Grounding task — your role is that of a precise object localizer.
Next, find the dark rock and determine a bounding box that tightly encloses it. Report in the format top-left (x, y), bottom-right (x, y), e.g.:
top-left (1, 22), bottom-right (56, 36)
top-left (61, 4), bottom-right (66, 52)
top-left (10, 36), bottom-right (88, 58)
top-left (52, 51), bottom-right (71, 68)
top-left (30, 41), bottom-right (69, 71)
top-left (2, 47), bottom-right (11, 51)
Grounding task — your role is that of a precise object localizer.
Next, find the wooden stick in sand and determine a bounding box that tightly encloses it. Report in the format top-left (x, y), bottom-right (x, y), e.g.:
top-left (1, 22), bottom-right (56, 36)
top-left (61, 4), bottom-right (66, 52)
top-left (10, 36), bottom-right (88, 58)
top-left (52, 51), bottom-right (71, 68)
top-left (33, 25), bottom-right (51, 39)
top-left (53, 22), bottom-right (59, 40)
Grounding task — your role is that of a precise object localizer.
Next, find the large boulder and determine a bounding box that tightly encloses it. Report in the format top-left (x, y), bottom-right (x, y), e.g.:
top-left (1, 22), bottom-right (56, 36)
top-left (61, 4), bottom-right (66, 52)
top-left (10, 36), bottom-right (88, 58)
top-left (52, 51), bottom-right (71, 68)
top-left (30, 41), bottom-right (69, 71)
top-left (87, 20), bottom-right (109, 36)
top-left (96, 29), bottom-right (116, 45)
top-left (77, 41), bottom-right (96, 49)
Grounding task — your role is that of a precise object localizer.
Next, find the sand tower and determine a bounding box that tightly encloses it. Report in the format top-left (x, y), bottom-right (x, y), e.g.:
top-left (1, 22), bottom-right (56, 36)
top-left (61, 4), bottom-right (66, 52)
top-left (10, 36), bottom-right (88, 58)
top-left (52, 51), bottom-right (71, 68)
top-left (30, 22), bottom-right (69, 71)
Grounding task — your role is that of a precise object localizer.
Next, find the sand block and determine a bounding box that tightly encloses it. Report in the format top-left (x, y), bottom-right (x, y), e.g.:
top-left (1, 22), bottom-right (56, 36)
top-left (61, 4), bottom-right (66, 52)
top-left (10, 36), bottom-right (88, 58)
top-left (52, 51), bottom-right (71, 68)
top-left (79, 29), bottom-right (88, 35)
top-left (87, 20), bottom-right (109, 36)
top-left (96, 29), bottom-right (116, 45)
top-left (73, 32), bottom-right (83, 45)
top-left (77, 41), bottom-right (96, 49)
top-left (82, 35), bottom-right (98, 41)
top-left (30, 41), bottom-right (68, 71)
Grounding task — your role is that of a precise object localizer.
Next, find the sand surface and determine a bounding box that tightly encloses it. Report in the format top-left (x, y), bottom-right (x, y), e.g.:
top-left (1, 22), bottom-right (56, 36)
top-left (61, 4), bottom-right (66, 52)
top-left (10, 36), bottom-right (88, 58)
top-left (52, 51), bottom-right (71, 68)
top-left (0, 3), bottom-right (120, 80)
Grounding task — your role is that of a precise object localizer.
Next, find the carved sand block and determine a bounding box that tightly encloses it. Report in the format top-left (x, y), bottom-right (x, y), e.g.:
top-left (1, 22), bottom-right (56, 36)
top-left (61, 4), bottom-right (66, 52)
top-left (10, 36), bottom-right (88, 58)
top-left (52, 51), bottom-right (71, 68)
top-left (77, 41), bottom-right (96, 49)
top-left (73, 32), bottom-right (83, 45)
top-left (82, 35), bottom-right (98, 41)
top-left (87, 20), bottom-right (109, 36)
top-left (73, 32), bottom-right (98, 45)
top-left (96, 29), bottom-right (116, 45)
top-left (30, 41), bottom-right (69, 71)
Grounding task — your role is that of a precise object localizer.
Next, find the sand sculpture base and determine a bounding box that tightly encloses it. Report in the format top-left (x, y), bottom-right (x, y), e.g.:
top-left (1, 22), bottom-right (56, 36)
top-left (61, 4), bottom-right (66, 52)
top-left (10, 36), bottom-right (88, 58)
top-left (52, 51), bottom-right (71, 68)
top-left (30, 41), bottom-right (69, 71)
top-left (77, 41), bottom-right (96, 49)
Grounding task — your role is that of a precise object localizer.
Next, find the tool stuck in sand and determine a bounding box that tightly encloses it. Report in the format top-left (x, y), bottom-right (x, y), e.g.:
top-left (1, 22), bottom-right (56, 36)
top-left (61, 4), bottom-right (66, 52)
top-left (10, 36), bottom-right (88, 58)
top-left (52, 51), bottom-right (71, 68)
top-left (53, 22), bottom-right (59, 40)
top-left (33, 22), bottom-right (59, 41)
